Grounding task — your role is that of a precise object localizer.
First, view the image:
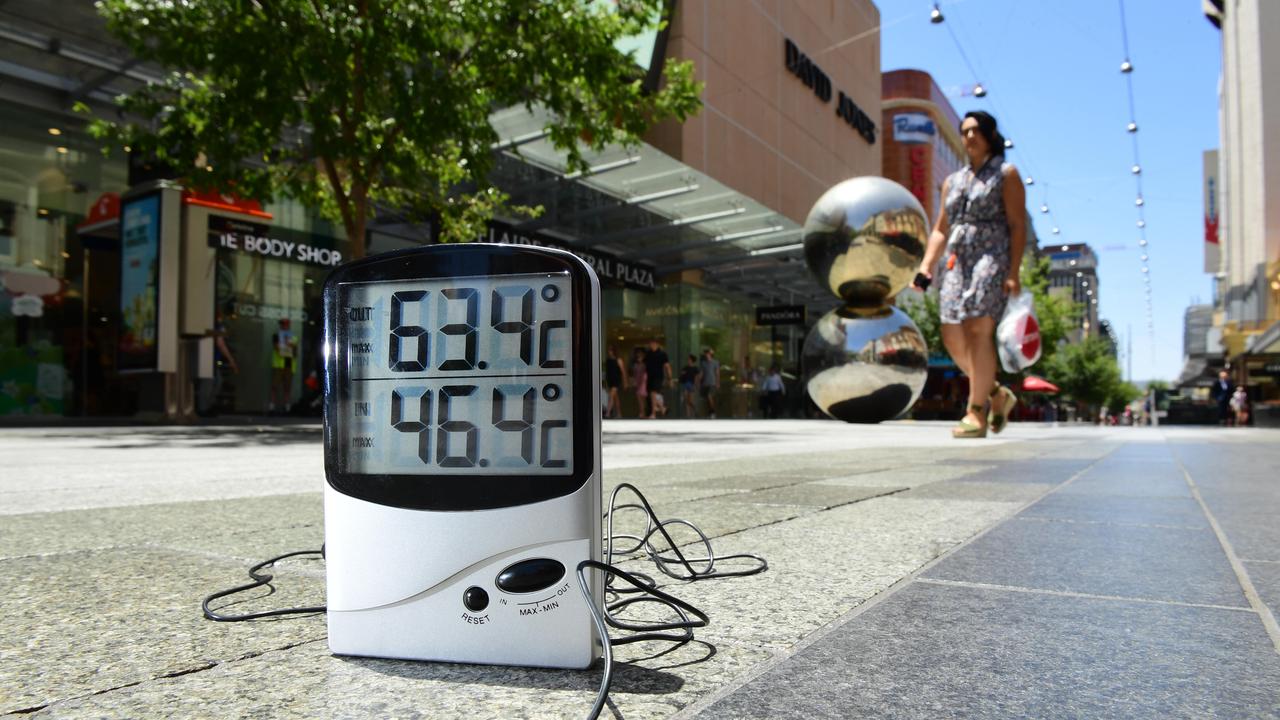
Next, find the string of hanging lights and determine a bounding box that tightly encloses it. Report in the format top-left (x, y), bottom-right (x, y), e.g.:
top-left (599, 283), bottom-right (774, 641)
top-left (1117, 0), bottom-right (1156, 351)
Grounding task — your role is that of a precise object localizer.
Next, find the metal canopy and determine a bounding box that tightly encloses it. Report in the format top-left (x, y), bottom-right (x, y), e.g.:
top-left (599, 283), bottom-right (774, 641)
top-left (487, 104), bottom-right (833, 312)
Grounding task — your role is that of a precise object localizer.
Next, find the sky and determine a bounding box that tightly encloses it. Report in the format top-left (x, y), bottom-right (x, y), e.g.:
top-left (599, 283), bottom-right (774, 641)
top-left (870, 0), bottom-right (1223, 382)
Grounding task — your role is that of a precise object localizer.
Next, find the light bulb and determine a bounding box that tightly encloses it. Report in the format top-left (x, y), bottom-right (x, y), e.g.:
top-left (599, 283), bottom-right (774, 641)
top-left (1127, 122), bottom-right (1138, 133)
top-left (1132, 165), bottom-right (1141, 174)
top-left (973, 83), bottom-right (987, 98)
top-left (1135, 196), bottom-right (1144, 207)
top-left (1052, 227), bottom-right (1060, 234)
top-left (1137, 220), bottom-right (1146, 228)
top-left (1004, 139), bottom-right (1014, 149)
top-left (1120, 60), bottom-right (1133, 73)
top-left (1025, 177), bottom-right (1034, 185)
top-left (930, 4), bottom-right (944, 23)
top-left (1041, 204), bottom-right (1049, 213)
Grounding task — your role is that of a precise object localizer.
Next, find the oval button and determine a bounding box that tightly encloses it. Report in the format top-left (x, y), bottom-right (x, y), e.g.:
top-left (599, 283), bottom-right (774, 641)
top-left (495, 558), bottom-right (566, 594)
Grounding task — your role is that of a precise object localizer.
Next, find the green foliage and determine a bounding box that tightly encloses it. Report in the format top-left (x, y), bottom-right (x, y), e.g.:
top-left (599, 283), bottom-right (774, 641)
top-left (1042, 336), bottom-right (1127, 410)
top-left (1106, 381), bottom-right (1143, 414)
top-left (83, 0), bottom-right (703, 256)
top-left (898, 290), bottom-right (941, 357)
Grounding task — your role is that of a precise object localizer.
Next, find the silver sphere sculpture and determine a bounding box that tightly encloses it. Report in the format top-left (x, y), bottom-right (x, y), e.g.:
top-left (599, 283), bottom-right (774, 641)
top-left (802, 176), bottom-right (928, 307)
top-left (801, 177), bottom-right (930, 423)
top-left (803, 306), bottom-right (928, 423)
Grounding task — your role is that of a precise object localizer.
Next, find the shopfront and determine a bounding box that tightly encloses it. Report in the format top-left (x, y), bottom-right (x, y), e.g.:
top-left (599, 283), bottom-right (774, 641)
top-left (205, 211), bottom-right (347, 415)
top-left (0, 102), bottom-right (130, 418)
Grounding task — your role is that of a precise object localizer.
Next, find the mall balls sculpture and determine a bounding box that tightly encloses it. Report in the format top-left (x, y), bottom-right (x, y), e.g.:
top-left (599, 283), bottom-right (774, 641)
top-left (801, 177), bottom-right (929, 423)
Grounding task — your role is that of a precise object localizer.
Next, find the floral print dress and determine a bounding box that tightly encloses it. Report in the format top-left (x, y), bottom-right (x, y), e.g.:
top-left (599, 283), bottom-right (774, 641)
top-left (939, 155), bottom-right (1012, 324)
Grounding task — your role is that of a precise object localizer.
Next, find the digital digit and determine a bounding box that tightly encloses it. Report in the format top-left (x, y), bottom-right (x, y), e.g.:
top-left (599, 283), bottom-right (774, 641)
top-left (439, 287), bottom-right (478, 371)
top-left (539, 320), bottom-right (567, 369)
top-left (539, 419), bottom-right (568, 468)
top-left (390, 387), bottom-right (432, 465)
top-left (389, 290), bottom-right (429, 372)
top-left (491, 285), bottom-right (533, 365)
top-left (492, 385), bottom-right (535, 466)
top-left (437, 385), bottom-right (478, 468)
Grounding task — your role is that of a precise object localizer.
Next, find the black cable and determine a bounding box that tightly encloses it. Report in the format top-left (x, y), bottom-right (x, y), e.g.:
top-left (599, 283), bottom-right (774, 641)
top-left (200, 486), bottom-right (766, 720)
top-left (201, 549), bottom-right (326, 621)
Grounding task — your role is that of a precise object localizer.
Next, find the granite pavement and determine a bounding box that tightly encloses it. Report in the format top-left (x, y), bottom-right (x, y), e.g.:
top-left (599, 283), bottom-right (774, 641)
top-left (1, 420), bottom-right (1277, 719)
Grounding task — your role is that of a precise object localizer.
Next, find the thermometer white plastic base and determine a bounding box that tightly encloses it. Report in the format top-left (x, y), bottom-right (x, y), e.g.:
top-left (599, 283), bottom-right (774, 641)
top-left (325, 478), bottom-right (602, 669)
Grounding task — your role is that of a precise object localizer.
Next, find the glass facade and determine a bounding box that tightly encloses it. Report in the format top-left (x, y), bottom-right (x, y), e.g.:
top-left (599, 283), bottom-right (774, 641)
top-left (0, 103), bottom-right (128, 417)
top-left (603, 281), bottom-right (805, 419)
top-left (208, 208), bottom-right (347, 416)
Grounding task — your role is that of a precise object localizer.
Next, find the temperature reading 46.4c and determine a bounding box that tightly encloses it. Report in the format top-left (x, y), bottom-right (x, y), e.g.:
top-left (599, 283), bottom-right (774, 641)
top-left (386, 383), bottom-right (569, 470)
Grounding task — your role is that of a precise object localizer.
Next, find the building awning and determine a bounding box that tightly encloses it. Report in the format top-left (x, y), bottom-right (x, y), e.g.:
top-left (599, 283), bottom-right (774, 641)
top-left (487, 105), bottom-right (834, 313)
top-left (1243, 319), bottom-right (1280, 356)
top-left (1176, 357), bottom-right (1211, 388)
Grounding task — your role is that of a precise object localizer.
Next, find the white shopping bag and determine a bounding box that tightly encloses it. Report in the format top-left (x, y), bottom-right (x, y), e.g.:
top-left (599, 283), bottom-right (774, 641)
top-left (997, 291), bottom-right (1041, 373)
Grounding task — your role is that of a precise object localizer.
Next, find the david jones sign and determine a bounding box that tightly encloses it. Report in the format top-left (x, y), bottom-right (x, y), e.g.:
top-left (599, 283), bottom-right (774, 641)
top-left (784, 38), bottom-right (877, 145)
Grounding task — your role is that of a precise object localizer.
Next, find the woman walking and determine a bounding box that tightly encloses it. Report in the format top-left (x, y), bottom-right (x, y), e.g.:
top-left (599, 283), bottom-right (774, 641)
top-left (913, 110), bottom-right (1026, 438)
top-left (629, 348), bottom-right (649, 419)
top-left (603, 346), bottom-right (627, 419)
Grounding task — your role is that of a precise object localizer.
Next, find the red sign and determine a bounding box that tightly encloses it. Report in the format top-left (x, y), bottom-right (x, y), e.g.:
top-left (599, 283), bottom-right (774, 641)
top-left (75, 192), bottom-right (120, 233)
top-left (1019, 313), bottom-right (1041, 361)
top-left (183, 189), bottom-right (273, 219)
top-left (908, 146), bottom-right (929, 209)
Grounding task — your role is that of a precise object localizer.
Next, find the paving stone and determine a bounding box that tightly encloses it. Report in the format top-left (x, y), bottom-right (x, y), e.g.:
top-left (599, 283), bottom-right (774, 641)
top-left (922, 517), bottom-right (1248, 607)
top-left (1019, 493), bottom-right (1209, 530)
top-left (695, 582), bottom-right (1280, 720)
top-left (0, 548), bottom-right (326, 714)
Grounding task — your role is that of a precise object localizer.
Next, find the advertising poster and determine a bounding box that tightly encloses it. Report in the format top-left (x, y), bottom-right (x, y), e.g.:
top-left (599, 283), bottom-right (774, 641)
top-left (1204, 149), bottom-right (1220, 274)
top-left (119, 193), bottom-right (161, 372)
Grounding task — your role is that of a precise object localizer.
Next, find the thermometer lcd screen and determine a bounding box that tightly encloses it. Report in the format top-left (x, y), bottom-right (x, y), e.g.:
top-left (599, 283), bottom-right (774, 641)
top-left (338, 272), bottom-right (574, 476)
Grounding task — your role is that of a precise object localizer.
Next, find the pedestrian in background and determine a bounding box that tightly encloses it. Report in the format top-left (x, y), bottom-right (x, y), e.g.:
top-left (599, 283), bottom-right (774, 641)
top-left (603, 345), bottom-right (627, 419)
top-left (269, 317), bottom-right (298, 415)
top-left (679, 354), bottom-right (699, 417)
top-left (644, 338), bottom-right (671, 418)
top-left (913, 110), bottom-right (1027, 439)
top-left (1211, 370), bottom-right (1233, 426)
top-left (1231, 385), bottom-right (1250, 427)
top-left (698, 347), bottom-right (720, 418)
top-left (761, 365), bottom-right (786, 419)
top-left (197, 312), bottom-right (237, 418)
top-left (629, 348), bottom-right (648, 419)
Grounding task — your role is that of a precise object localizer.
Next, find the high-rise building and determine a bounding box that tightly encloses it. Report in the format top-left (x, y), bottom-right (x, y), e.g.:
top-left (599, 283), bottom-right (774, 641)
top-left (1045, 242), bottom-right (1099, 341)
top-left (1206, 0), bottom-right (1280, 415)
top-left (880, 69), bottom-right (964, 224)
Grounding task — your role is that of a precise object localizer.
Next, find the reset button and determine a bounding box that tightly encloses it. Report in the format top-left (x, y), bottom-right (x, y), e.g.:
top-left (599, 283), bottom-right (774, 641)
top-left (463, 586), bottom-right (489, 612)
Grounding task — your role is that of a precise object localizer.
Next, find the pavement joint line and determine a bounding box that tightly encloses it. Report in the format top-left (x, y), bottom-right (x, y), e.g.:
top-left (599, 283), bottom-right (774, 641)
top-left (1014, 516), bottom-right (1207, 532)
top-left (914, 577), bottom-right (1257, 613)
top-left (1240, 558), bottom-right (1280, 565)
top-left (15, 637), bottom-right (329, 715)
top-left (667, 440), bottom-right (1123, 720)
top-left (1171, 443), bottom-right (1280, 655)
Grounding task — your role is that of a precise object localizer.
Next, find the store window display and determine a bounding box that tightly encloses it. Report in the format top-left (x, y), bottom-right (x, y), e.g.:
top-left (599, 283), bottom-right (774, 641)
top-left (0, 104), bottom-right (128, 417)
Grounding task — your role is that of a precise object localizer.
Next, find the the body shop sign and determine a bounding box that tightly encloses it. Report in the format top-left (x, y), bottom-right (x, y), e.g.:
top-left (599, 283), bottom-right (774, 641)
top-left (208, 216), bottom-right (343, 267)
top-left (118, 193), bottom-right (161, 372)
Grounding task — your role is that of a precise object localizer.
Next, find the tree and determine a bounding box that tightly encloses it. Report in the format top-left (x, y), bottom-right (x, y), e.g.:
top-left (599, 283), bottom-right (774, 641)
top-left (84, 0), bottom-right (702, 257)
top-left (1042, 335), bottom-right (1127, 412)
top-left (898, 290), bottom-right (941, 357)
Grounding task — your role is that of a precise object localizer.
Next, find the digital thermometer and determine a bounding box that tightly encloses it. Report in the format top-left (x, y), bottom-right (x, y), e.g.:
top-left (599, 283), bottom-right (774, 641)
top-left (322, 243), bottom-right (602, 669)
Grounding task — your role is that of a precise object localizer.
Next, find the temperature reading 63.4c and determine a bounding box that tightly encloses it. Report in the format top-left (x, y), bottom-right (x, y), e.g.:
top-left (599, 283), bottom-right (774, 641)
top-left (339, 273), bottom-right (574, 476)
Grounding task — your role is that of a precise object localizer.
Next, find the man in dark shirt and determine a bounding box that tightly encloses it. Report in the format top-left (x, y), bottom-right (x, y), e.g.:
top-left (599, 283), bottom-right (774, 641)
top-left (644, 338), bottom-right (672, 418)
top-left (1210, 369), bottom-right (1233, 426)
